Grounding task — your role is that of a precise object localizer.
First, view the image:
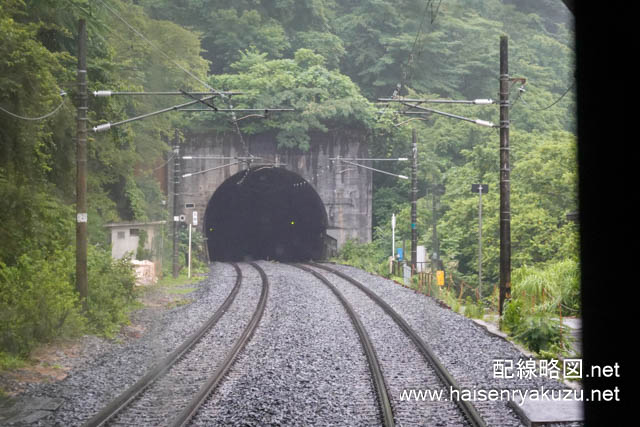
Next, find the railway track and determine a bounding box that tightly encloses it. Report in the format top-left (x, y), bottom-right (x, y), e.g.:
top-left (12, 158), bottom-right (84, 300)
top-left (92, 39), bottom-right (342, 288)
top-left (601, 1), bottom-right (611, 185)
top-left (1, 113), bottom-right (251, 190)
top-left (295, 262), bottom-right (488, 427)
top-left (186, 260), bottom-right (382, 426)
top-left (170, 262), bottom-right (269, 427)
top-left (82, 262), bottom-right (269, 427)
top-left (292, 263), bottom-right (395, 426)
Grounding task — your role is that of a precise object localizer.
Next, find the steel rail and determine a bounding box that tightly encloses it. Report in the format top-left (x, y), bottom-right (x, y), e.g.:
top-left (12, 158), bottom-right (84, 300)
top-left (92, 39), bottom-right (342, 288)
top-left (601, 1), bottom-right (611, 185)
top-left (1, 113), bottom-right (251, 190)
top-left (82, 263), bottom-right (243, 427)
top-left (169, 262), bottom-right (270, 427)
top-left (292, 263), bottom-right (395, 427)
top-left (309, 262), bottom-right (488, 427)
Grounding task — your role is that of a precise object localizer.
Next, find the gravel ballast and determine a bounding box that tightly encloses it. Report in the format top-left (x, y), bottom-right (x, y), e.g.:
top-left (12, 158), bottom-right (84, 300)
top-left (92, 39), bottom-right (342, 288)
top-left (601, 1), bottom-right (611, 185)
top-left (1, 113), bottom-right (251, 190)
top-left (190, 261), bottom-right (379, 426)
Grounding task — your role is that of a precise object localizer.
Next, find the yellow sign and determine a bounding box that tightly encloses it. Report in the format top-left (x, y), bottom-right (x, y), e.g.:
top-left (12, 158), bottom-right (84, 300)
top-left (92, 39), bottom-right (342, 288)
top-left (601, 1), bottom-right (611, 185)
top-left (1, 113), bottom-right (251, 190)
top-left (436, 270), bottom-right (445, 286)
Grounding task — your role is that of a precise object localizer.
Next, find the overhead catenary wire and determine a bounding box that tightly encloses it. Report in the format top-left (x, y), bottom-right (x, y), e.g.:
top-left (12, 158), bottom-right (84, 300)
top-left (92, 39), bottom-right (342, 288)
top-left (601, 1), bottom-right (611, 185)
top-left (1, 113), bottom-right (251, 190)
top-left (329, 157), bottom-right (409, 161)
top-left (93, 90), bottom-right (241, 97)
top-left (379, 98), bottom-right (495, 105)
top-left (400, 0), bottom-right (440, 93)
top-left (97, 0), bottom-right (253, 147)
top-left (393, 116), bottom-right (430, 127)
top-left (177, 108), bottom-right (294, 112)
top-left (375, 1), bottom-right (443, 127)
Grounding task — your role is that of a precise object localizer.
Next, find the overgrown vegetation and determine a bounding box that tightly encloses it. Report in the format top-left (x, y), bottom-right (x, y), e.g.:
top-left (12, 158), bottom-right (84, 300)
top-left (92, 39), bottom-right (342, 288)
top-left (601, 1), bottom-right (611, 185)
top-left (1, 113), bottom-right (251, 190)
top-left (1, 0), bottom-right (201, 367)
top-left (332, 239), bottom-right (388, 277)
top-left (502, 259), bottom-right (580, 355)
top-left (0, 246), bottom-right (136, 366)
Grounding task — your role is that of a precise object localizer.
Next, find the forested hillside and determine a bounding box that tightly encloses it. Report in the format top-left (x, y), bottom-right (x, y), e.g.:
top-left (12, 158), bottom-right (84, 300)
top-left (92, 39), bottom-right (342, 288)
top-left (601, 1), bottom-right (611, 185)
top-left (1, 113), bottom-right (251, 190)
top-left (1, 0), bottom-right (576, 359)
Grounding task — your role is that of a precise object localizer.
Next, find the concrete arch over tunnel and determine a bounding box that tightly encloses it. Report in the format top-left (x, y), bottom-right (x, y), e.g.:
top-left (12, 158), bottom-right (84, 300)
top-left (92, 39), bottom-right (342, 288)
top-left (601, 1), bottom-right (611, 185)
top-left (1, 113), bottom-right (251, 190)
top-left (204, 166), bottom-right (328, 262)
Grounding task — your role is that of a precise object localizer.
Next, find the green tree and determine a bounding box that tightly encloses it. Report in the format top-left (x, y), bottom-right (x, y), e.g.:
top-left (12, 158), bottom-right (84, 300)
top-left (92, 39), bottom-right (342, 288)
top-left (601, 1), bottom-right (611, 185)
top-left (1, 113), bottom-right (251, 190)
top-left (439, 130), bottom-right (578, 287)
top-left (197, 48), bottom-right (374, 151)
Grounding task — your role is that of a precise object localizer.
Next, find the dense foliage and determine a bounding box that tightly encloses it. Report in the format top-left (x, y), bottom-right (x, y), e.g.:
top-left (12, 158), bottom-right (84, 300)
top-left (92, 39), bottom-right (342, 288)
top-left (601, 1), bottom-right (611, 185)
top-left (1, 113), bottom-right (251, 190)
top-left (199, 48), bottom-right (374, 150)
top-left (0, 246), bottom-right (135, 357)
top-left (1, 0), bottom-right (205, 362)
top-left (1, 0), bottom-right (577, 361)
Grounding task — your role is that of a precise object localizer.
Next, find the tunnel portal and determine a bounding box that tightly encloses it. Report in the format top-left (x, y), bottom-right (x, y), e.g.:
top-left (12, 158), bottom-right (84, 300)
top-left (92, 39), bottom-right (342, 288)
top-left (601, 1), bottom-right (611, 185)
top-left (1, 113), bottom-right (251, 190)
top-left (205, 166), bottom-right (328, 262)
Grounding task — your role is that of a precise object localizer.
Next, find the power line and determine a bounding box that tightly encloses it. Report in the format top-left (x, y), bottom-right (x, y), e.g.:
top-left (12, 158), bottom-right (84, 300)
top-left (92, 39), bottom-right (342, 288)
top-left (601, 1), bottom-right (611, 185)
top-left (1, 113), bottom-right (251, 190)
top-left (400, 0), bottom-right (442, 94)
top-left (152, 153), bottom-right (175, 171)
top-left (96, 0), bottom-right (219, 95)
top-left (94, 0), bottom-right (278, 164)
top-left (0, 94), bottom-right (67, 121)
top-left (377, 1), bottom-right (440, 124)
top-left (528, 81), bottom-right (575, 111)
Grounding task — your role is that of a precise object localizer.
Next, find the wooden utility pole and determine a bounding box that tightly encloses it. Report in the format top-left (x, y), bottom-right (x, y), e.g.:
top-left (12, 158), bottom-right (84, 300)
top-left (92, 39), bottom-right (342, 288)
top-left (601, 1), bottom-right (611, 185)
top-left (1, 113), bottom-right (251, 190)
top-left (431, 188), bottom-right (437, 273)
top-left (76, 19), bottom-right (88, 309)
top-left (472, 184), bottom-right (488, 297)
top-left (410, 128), bottom-right (418, 273)
top-left (478, 185), bottom-right (483, 297)
top-left (499, 36), bottom-right (511, 315)
top-left (172, 132), bottom-right (180, 278)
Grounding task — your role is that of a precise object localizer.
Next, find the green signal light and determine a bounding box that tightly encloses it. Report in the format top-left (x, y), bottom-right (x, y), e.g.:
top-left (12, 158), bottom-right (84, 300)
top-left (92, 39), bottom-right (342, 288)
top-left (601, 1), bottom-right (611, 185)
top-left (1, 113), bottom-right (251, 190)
top-left (290, 221), bottom-right (295, 225)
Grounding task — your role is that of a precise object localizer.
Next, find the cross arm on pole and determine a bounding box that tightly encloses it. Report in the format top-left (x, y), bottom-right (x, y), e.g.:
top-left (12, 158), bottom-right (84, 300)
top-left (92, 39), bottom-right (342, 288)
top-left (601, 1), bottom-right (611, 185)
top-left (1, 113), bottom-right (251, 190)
top-left (92, 95), bottom-right (218, 132)
top-left (378, 97), bottom-right (495, 105)
top-left (397, 102), bottom-right (495, 127)
top-left (93, 90), bottom-right (242, 97)
top-left (180, 89), bottom-right (218, 111)
top-left (332, 158), bottom-right (408, 180)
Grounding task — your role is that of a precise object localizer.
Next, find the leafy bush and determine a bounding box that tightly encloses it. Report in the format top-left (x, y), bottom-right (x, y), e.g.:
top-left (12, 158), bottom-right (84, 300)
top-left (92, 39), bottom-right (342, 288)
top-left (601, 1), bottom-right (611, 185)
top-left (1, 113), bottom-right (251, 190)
top-left (512, 259), bottom-right (581, 316)
top-left (85, 246), bottom-right (137, 337)
top-left (512, 313), bottom-right (567, 354)
top-left (206, 48), bottom-right (375, 151)
top-left (333, 239), bottom-right (388, 277)
top-left (502, 293), bottom-right (571, 356)
top-left (0, 245), bottom-right (138, 360)
top-left (463, 296), bottom-right (484, 319)
top-left (502, 299), bottom-right (524, 334)
top-left (0, 250), bottom-right (84, 356)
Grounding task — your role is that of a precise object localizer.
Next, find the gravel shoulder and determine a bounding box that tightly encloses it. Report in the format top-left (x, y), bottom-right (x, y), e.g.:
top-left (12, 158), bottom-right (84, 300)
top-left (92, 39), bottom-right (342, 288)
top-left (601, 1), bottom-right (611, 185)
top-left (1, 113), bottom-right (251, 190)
top-left (326, 263), bottom-right (583, 427)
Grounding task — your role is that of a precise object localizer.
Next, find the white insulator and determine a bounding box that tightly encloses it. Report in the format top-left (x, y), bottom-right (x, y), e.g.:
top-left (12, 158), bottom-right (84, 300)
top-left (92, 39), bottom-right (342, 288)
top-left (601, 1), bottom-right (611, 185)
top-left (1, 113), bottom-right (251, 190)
top-left (474, 119), bottom-right (494, 127)
top-left (93, 90), bottom-right (112, 97)
top-left (92, 123), bottom-right (112, 132)
top-left (473, 99), bottom-right (494, 105)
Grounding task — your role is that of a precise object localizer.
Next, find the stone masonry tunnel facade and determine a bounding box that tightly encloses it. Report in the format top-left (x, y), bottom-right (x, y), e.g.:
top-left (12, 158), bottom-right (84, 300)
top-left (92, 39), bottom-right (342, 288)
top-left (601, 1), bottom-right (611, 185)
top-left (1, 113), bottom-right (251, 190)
top-left (172, 131), bottom-right (372, 262)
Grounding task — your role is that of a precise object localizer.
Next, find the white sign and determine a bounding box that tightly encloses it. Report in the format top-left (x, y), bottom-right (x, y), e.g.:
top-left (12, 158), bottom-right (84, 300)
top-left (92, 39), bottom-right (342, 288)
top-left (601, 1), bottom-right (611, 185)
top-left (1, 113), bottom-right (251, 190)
top-left (403, 263), bottom-right (411, 286)
top-left (192, 211), bottom-right (198, 226)
top-left (417, 245), bottom-right (426, 272)
top-left (77, 213), bottom-right (87, 223)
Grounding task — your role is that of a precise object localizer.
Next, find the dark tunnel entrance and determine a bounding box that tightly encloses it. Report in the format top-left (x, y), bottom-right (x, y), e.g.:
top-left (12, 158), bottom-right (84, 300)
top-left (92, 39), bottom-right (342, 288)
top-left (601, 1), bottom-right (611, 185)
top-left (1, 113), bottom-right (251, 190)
top-left (204, 167), bottom-right (328, 262)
